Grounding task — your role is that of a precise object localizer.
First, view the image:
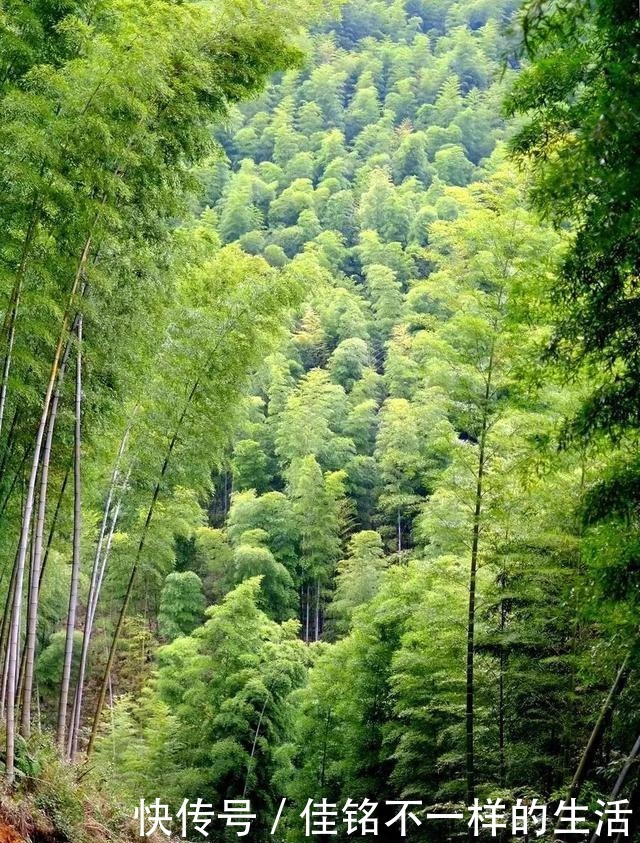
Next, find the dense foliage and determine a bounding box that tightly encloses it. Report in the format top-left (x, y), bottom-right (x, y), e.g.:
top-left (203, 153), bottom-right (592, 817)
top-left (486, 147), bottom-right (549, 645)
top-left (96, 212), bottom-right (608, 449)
top-left (0, 0), bottom-right (639, 841)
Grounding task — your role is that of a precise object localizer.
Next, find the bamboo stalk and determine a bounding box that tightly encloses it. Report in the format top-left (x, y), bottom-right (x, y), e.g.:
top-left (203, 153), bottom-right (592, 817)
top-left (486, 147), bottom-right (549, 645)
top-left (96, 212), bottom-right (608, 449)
top-left (68, 422), bottom-right (133, 760)
top-left (21, 326), bottom-right (75, 737)
top-left (5, 237), bottom-right (90, 782)
top-left (0, 208), bottom-right (41, 440)
top-left (57, 315), bottom-right (83, 749)
top-left (465, 343), bottom-right (495, 807)
top-left (568, 654), bottom-right (631, 800)
top-left (87, 379), bottom-right (201, 756)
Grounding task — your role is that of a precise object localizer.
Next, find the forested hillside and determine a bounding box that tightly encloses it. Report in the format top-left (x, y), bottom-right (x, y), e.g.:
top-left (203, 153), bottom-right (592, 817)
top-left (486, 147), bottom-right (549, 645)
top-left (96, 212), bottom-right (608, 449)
top-left (0, 0), bottom-right (639, 841)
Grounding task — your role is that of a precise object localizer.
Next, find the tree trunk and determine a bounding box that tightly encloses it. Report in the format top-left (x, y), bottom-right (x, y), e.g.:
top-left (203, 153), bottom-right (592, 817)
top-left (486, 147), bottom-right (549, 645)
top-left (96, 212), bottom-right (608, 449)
top-left (21, 330), bottom-right (74, 737)
top-left (465, 348), bottom-right (494, 807)
top-left (15, 464), bottom-right (72, 717)
top-left (0, 448), bottom-right (30, 529)
top-left (87, 379), bottom-right (200, 757)
top-left (39, 466), bottom-right (71, 592)
top-left (85, 545), bottom-right (134, 757)
top-left (568, 654), bottom-right (632, 800)
top-left (305, 584), bottom-right (310, 643)
top-left (35, 678), bottom-right (41, 733)
top-left (499, 599), bottom-right (506, 789)
top-left (16, 515), bottom-right (38, 717)
top-left (610, 732), bottom-right (640, 798)
top-left (91, 471), bottom-right (129, 622)
top-left (242, 694), bottom-right (269, 798)
top-left (0, 549), bottom-right (19, 719)
top-left (315, 579), bottom-right (320, 642)
top-left (68, 422), bottom-right (132, 760)
top-left (0, 300), bottom-right (20, 442)
top-left (0, 208), bottom-right (40, 440)
top-left (57, 315), bottom-right (83, 751)
top-left (465, 434), bottom-right (485, 806)
top-left (319, 709), bottom-right (332, 789)
top-left (587, 732), bottom-right (640, 843)
top-left (0, 406), bottom-right (22, 488)
top-left (5, 237), bottom-right (90, 783)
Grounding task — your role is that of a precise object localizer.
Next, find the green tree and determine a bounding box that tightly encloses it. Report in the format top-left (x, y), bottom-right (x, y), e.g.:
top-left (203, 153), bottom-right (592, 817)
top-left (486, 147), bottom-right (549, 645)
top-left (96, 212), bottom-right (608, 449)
top-left (231, 534), bottom-right (297, 621)
top-left (227, 490), bottom-right (299, 571)
top-left (413, 173), bottom-right (562, 802)
top-left (111, 580), bottom-right (307, 842)
top-left (328, 338), bottom-right (370, 391)
top-left (288, 455), bottom-right (345, 641)
top-left (276, 369), bottom-right (353, 470)
top-left (232, 439), bottom-right (273, 493)
top-left (158, 572), bottom-right (206, 641)
top-left (393, 130), bottom-right (433, 185)
top-left (364, 264), bottom-right (404, 342)
top-left (433, 144), bottom-right (475, 185)
top-left (327, 530), bottom-right (387, 637)
top-left (345, 86), bottom-right (381, 140)
top-left (505, 0), bottom-right (640, 448)
top-left (358, 169), bottom-right (413, 244)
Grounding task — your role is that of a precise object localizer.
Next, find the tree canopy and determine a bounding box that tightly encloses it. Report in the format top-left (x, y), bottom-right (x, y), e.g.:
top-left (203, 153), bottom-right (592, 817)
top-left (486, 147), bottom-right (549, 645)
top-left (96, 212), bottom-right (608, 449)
top-left (0, 0), bottom-right (639, 842)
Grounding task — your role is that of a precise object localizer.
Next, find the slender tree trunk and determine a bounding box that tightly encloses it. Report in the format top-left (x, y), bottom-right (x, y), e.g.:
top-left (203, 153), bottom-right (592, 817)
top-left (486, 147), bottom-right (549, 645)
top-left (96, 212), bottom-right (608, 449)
top-left (21, 331), bottom-right (74, 737)
top-left (15, 464), bottom-right (71, 716)
top-left (0, 447), bottom-right (30, 530)
top-left (91, 471), bottom-right (129, 619)
top-left (16, 515), bottom-right (38, 717)
top-left (499, 597), bottom-right (506, 789)
top-left (13, 469), bottom-right (69, 718)
top-left (39, 467), bottom-right (71, 592)
top-left (0, 301), bottom-right (20, 442)
top-left (243, 694), bottom-right (269, 798)
top-left (108, 673), bottom-right (116, 760)
top-left (35, 679), bottom-right (41, 733)
top-left (610, 732), bottom-right (640, 799)
top-left (68, 422), bottom-right (133, 760)
top-left (0, 550), bottom-right (19, 719)
top-left (315, 579), bottom-right (320, 642)
top-left (0, 542), bottom-right (20, 656)
top-left (85, 547), bottom-right (133, 756)
top-left (466, 434), bottom-right (485, 806)
top-left (0, 645), bottom-right (10, 724)
top-left (586, 731), bottom-right (640, 843)
top-left (568, 654), bottom-right (631, 800)
top-left (319, 709), bottom-right (332, 789)
top-left (305, 584), bottom-right (310, 643)
top-left (5, 237), bottom-right (90, 783)
top-left (87, 380), bottom-right (201, 757)
top-left (0, 208), bottom-right (41, 440)
top-left (0, 406), bottom-right (21, 487)
top-left (465, 349), bottom-right (494, 807)
top-left (57, 316), bottom-right (83, 750)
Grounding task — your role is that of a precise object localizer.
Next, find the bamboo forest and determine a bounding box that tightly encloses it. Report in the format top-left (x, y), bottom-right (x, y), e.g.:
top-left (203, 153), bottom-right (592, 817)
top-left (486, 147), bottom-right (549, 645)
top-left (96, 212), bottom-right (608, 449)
top-left (0, 0), bottom-right (638, 840)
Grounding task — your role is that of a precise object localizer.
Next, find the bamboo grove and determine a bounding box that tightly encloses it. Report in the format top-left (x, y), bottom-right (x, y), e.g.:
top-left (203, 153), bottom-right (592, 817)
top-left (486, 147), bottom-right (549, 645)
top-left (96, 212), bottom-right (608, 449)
top-left (0, 0), bottom-right (333, 789)
top-left (0, 0), bottom-right (639, 842)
